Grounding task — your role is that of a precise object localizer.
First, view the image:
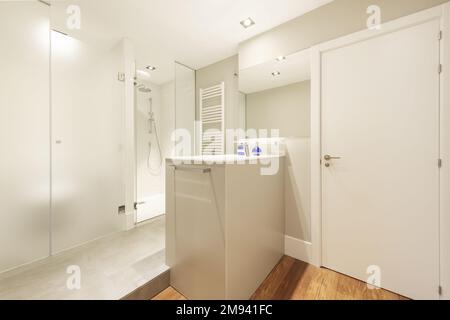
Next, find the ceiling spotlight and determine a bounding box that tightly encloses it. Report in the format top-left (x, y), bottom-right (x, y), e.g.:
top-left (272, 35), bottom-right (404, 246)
top-left (240, 17), bottom-right (255, 29)
top-left (276, 56), bottom-right (286, 62)
top-left (272, 71), bottom-right (281, 77)
top-left (146, 66), bottom-right (156, 71)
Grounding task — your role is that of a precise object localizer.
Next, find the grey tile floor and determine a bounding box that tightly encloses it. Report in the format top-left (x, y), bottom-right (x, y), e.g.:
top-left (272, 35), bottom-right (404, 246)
top-left (0, 216), bottom-right (167, 300)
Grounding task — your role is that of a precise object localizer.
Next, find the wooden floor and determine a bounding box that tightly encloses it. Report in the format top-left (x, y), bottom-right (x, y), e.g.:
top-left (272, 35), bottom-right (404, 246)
top-left (153, 287), bottom-right (187, 300)
top-left (153, 256), bottom-right (408, 300)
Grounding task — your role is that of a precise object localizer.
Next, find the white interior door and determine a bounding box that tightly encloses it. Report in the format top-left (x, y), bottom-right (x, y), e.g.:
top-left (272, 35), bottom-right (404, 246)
top-left (321, 19), bottom-right (440, 300)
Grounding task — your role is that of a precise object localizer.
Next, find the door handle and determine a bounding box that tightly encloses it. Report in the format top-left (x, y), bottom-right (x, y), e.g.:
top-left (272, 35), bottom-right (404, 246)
top-left (170, 165), bottom-right (212, 174)
top-left (324, 155), bottom-right (341, 161)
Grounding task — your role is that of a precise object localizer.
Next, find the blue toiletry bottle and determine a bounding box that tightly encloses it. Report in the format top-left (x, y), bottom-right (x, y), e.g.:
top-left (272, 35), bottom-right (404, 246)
top-left (252, 145), bottom-right (262, 157)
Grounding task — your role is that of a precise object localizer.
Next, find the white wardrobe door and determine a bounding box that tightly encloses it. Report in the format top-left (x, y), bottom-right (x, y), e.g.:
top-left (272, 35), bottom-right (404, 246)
top-left (0, 2), bottom-right (50, 272)
top-left (51, 35), bottom-right (125, 253)
top-left (322, 19), bottom-right (440, 299)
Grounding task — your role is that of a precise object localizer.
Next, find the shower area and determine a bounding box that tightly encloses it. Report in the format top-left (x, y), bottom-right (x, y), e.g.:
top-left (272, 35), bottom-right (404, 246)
top-left (0, 1), bottom-right (195, 300)
top-left (134, 77), bottom-right (165, 223)
top-left (133, 61), bottom-right (196, 224)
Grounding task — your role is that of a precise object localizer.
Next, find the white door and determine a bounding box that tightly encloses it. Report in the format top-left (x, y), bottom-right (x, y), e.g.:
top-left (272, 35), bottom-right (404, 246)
top-left (321, 19), bottom-right (440, 300)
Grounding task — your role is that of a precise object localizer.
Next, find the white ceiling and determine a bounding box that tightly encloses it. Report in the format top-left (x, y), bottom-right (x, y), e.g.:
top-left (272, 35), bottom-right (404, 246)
top-left (49, 0), bottom-right (332, 84)
top-left (239, 49), bottom-right (311, 94)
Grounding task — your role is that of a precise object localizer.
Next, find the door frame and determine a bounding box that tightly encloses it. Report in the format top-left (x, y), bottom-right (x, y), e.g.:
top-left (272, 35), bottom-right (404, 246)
top-left (310, 3), bottom-right (450, 298)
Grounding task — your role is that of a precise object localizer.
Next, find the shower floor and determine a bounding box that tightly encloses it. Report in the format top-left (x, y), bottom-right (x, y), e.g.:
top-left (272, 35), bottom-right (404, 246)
top-left (0, 216), bottom-right (167, 300)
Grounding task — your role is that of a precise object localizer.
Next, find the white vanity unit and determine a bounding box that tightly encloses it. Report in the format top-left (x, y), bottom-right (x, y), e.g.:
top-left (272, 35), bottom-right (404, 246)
top-left (165, 155), bottom-right (285, 300)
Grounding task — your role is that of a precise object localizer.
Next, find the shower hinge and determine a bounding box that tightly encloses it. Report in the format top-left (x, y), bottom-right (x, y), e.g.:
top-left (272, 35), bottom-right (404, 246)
top-left (118, 72), bottom-right (126, 82)
top-left (134, 202), bottom-right (145, 210)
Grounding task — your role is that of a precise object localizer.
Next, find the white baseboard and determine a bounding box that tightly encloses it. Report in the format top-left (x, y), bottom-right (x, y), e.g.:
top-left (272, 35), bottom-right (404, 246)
top-left (285, 236), bottom-right (313, 264)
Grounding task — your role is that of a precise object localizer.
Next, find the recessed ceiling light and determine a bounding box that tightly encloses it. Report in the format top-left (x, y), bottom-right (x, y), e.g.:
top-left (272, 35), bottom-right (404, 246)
top-left (146, 66), bottom-right (156, 71)
top-left (240, 17), bottom-right (255, 29)
top-left (276, 56), bottom-right (286, 62)
top-left (272, 71), bottom-right (281, 77)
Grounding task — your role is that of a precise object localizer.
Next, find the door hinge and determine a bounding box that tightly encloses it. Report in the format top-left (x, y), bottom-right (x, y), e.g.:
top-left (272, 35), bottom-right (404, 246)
top-left (439, 286), bottom-right (443, 296)
top-left (438, 159), bottom-right (443, 168)
top-left (438, 31), bottom-right (443, 40)
top-left (438, 64), bottom-right (443, 74)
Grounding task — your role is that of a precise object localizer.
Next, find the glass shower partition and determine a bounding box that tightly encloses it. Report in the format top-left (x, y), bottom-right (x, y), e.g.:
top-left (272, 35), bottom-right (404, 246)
top-left (175, 62), bottom-right (196, 158)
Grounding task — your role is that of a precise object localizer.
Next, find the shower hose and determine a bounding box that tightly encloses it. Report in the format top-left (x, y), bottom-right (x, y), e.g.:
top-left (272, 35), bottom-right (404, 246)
top-left (147, 120), bottom-right (163, 176)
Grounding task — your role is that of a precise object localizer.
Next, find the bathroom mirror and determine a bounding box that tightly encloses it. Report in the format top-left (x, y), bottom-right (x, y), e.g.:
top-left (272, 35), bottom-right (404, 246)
top-left (239, 49), bottom-right (311, 139)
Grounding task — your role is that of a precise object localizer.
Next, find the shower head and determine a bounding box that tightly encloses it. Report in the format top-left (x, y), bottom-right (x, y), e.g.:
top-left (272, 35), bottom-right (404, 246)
top-left (135, 83), bottom-right (152, 93)
top-left (139, 87), bottom-right (152, 93)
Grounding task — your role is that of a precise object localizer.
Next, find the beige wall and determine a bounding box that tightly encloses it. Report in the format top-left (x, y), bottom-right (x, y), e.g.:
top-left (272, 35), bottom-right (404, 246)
top-left (247, 81), bottom-right (311, 241)
top-left (285, 138), bottom-right (311, 242)
top-left (196, 55), bottom-right (240, 132)
top-left (239, 0), bottom-right (449, 69)
top-left (246, 81), bottom-right (310, 138)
